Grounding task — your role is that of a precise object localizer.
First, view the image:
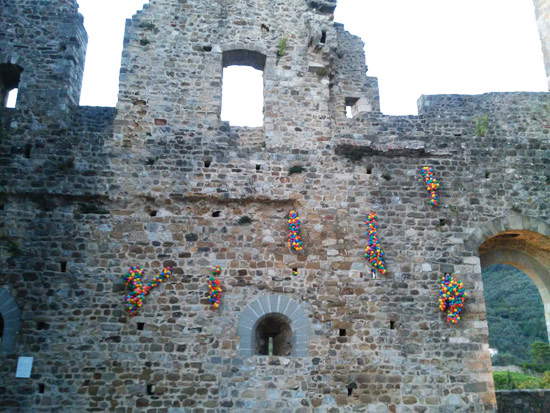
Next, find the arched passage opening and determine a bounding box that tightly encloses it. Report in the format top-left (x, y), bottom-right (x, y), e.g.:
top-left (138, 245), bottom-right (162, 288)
top-left (479, 229), bottom-right (550, 342)
top-left (0, 63), bottom-right (23, 108)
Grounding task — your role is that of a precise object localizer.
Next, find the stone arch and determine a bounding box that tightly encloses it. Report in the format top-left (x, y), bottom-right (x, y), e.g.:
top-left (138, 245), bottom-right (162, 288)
top-left (465, 215), bottom-right (550, 342)
top-left (0, 288), bottom-right (21, 353)
top-left (238, 295), bottom-right (310, 357)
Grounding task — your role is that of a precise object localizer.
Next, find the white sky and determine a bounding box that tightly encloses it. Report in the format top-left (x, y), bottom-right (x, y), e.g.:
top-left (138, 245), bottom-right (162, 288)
top-left (78, 0), bottom-right (546, 117)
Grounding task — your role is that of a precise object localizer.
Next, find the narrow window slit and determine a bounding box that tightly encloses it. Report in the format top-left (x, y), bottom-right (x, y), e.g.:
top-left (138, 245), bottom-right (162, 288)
top-left (146, 384), bottom-right (154, 395)
top-left (60, 261), bottom-right (67, 272)
top-left (38, 384), bottom-right (45, 394)
top-left (24, 143), bottom-right (32, 159)
top-left (320, 31), bottom-right (327, 44)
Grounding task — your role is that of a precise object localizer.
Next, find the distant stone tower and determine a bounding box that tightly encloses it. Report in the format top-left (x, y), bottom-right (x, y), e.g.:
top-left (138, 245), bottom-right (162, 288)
top-left (0, 0), bottom-right (548, 412)
top-left (0, 0), bottom-right (87, 117)
top-left (533, 0), bottom-right (550, 90)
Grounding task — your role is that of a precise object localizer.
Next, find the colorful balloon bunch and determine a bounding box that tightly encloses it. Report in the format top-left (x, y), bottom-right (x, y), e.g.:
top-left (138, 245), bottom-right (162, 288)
top-left (208, 265), bottom-right (223, 309)
top-left (364, 212), bottom-right (387, 275)
top-left (288, 210), bottom-right (304, 251)
top-left (123, 266), bottom-right (172, 316)
top-left (438, 273), bottom-right (467, 324)
top-left (420, 166), bottom-right (441, 207)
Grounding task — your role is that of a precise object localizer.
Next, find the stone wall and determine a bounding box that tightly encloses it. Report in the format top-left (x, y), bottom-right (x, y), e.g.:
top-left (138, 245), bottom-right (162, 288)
top-left (0, 0), bottom-right (549, 412)
top-left (496, 390), bottom-right (550, 413)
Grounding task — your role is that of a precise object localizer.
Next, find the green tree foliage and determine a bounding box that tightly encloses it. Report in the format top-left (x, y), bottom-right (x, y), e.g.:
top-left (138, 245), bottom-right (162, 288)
top-left (493, 371), bottom-right (549, 390)
top-left (482, 264), bottom-right (547, 365)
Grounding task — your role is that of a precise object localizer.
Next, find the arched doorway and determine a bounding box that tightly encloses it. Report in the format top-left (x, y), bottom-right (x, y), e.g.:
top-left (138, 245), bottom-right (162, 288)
top-left (466, 216), bottom-right (549, 341)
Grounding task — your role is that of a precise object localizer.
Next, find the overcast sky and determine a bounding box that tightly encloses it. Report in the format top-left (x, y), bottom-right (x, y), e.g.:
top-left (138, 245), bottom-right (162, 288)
top-left (78, 0), bottom-right (546, 117)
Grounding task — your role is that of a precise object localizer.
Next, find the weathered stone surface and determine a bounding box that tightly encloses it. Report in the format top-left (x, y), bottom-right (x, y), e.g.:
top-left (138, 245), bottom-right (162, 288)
top-left (0, 0), bottom-right (548, 412)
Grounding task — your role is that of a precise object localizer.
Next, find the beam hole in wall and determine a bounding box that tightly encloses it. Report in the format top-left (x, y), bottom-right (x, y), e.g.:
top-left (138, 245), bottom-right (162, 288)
top-left (146, 384), bottom-right (154, 395)
top-left (320, 31), bottom-right (327, 44)
top-left (0, 63), bottom-right (23, 108)
top-left (149, 210), bottom-right (157, 217)
top-left (137, 322), bottom-right (145, 331)
top-left (204, 159), bottom-right (212, 168)
top-left (212, 211), bottom-right (221, 218)
top-left (485, 171), bottom-right (490, 179)
top-left (255, 313), bottom-right (292, 356)
top-left (347, 382), bottom-right (357, 396)
top-left (390, 320), bottom-right (396, 330)
top-left (60, 261), bottom-right (67, 272)
top-left (38, 384), bottom-right (45, 394)
top-left (221, 50), bottom-right (266, 127)
top-left (256, 164), bottom-right (261, 171)
top-left (345, 97), bottom-right (359, 119)
top-left (24, 143), bottom-right (32, 159)
top-left (366, 166), bottom-right (373, 175)
top-left (339, 328), bottom-right (346, 337)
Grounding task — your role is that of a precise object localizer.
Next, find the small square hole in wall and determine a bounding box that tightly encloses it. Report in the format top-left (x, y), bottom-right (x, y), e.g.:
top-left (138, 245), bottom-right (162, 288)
top-left (255, 164), bottom-right (261, 171)
top-left (204, 159), bottom-right (212, 168)
top-left (366, 166), bottom-right (373, 175)
top-left (147, 384), bottom-right (154, 395)
top-left (390, 320), bottom-right (396, 330)
top-left (339, 329), bottom-right (346, 337)
top-left (137, 322), bottom-right (145, 331)
top-left (24, 143), bottom-right (32, 159)
top-left (345, 97), bottom-right (359, 119)
top-left (320, 30), bottom-right (327, 44)
top-left (212, 211), bottom-right (221, 218)
top-left (38, 383), bottom-right (45, 394)
top-left (485, 171), bottom-right (490, 179)
top-left (439, 219), bottom-right (447, 227)
top-left (149, 210), bottom-right (157, 217)
top-left (60, 261), bottom-right (67, 272)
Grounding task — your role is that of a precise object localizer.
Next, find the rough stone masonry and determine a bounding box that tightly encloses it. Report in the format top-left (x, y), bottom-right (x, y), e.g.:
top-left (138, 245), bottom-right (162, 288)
top-left (0, 0), bottom-right (549, 412)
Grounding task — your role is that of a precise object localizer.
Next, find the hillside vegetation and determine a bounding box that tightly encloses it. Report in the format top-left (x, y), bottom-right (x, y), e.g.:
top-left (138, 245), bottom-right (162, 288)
top-left (482, 264), bottom-right (547, 365)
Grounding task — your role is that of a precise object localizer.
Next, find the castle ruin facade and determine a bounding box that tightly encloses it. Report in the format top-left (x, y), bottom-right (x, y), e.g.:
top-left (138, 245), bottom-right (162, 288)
top-left (0, 0), bottom-right (549, 411)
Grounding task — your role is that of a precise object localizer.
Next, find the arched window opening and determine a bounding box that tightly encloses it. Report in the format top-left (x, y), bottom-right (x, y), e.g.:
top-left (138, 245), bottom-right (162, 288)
top-left (0, 63), bottom-right (23, 108)
top-left (221, 50), bottom-right (265, 127)
top-left (255, 313), bottom-right (292, 356)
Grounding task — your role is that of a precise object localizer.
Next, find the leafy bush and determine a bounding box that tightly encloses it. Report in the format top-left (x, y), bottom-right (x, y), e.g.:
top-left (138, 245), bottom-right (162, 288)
top-left (474, 114), bottom-right (489, 137)
top-left (493, 371), bottom-right (548, 390)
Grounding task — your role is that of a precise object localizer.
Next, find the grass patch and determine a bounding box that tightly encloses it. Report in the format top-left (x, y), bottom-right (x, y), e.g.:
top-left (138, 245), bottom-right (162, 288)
top-left (288, 165), bottom-right (305, 175)
top-left (474, 114), bottom-right (489, 137)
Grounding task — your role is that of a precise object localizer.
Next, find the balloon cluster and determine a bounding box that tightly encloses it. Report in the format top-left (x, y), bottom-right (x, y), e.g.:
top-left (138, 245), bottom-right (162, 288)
top-left (438, 273), bottom-right (467, 324)
top-left (364, 212), bottom-right (387, 275)
top-left (208, 265), bottom-right (223, 309)
top-left (123, 266), bottom-right (172, 316)
top-left (288, 210), bottom-right (304, 251)
top-left (420, 166), bottom-right (441, 207)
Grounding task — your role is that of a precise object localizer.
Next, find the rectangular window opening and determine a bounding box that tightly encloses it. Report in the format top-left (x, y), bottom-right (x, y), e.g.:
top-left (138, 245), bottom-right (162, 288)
top-left (221, 50), bottom-right (266, 127)
top-left (6, 88), bottom-right (18, 108)
top-left (146, 384), bottom-right (154, 395)
top-left (38, 383), bottom-right (45, 394)
top-left (345, 97), bottom-right (359, 119)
